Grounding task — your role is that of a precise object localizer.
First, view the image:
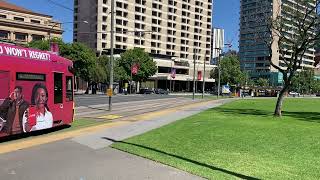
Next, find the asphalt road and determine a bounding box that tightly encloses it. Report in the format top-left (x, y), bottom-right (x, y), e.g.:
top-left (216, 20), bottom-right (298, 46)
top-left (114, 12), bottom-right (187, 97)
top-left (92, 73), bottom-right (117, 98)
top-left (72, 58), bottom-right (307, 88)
top-left (75, 94), bottom-right (178, 107)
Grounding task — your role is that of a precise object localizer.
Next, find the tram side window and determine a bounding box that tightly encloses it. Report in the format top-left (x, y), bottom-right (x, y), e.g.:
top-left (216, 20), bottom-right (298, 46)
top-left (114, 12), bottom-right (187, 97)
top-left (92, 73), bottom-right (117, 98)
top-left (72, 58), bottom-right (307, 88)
top-left (54, 73), bottom-right (63, 104)
top-left (66, 76), bottom-right (73, 101)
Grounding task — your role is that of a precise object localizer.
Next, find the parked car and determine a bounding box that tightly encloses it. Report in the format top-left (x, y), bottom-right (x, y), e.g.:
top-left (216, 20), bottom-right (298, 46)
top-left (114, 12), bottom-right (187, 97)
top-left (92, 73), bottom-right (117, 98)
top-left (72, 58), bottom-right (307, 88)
top-left (289, 92), bottom-right (300, 97)
top-left (154, 88), bottom-right (169, 95)
top-left (139, 88), bottom-right (154, 94)
top-left (316, 93), bottom-right (320, 97)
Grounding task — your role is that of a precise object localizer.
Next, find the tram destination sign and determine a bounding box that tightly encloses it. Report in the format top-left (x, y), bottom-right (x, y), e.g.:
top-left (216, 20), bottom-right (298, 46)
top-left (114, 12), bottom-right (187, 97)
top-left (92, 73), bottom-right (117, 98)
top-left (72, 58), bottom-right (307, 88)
top-left (0, 43), bottom-right (51, 61)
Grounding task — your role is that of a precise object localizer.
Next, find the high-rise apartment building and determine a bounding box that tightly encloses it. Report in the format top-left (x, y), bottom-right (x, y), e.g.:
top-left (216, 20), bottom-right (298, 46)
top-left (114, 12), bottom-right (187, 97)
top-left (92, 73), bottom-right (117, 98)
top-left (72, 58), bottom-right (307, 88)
top-left (239, 0), bottom-right (316, 85)
top-left (74, 0), bottom-right (215, 91)
top-left (0, 1), bottom-right (62, 44)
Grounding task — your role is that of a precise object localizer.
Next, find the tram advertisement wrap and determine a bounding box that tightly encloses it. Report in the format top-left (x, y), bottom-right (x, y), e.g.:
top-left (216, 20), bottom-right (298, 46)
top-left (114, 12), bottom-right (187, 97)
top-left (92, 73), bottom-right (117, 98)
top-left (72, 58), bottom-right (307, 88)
top-left (0, 42), bottom-right (74, 138)
top-left (0, 43), bottom-right (51, 61)
top-left (0, 80), bottom-right (53, 137)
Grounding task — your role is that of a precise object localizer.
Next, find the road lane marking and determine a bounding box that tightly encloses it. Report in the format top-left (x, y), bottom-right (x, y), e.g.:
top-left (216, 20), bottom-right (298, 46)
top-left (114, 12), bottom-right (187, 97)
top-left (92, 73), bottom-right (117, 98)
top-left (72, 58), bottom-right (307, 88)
top-left (98, 114), bottom-right (122, 120)
top-left (0, 100), bottom-right (221, 154)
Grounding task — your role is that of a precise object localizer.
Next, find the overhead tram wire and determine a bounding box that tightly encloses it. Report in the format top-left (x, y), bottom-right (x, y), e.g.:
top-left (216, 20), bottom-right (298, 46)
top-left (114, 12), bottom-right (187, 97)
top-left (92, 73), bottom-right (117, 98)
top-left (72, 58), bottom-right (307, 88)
top-left (47, 0), bottom-right (74, 11)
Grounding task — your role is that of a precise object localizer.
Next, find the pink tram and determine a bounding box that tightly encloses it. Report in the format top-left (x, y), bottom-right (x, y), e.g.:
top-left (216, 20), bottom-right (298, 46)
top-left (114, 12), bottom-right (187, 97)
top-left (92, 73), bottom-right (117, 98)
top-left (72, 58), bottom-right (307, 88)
top-left (0, 42), bottom-right (74, 137)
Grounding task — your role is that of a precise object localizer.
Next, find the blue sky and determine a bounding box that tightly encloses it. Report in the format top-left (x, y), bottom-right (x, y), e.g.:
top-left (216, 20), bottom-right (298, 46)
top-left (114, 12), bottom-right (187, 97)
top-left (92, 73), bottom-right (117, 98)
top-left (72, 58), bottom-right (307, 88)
top-left (8, 0), bottom-right (240, 50)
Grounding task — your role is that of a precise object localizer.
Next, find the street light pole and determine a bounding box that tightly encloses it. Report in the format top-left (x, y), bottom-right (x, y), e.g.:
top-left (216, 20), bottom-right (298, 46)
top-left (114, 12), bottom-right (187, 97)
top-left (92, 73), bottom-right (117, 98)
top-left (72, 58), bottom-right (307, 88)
top-left (202, 56), bottom-right (206, 99)
top-left (109, 0), bottom-right (114, 111)
top-left (217, 49), bottom-right (221, 99)
top-left (48, 20), bottom-right (88, 49)
top-left (193, 48), bottom-right (197, 100)
top-left (48, 22), bottom-right (60, 49)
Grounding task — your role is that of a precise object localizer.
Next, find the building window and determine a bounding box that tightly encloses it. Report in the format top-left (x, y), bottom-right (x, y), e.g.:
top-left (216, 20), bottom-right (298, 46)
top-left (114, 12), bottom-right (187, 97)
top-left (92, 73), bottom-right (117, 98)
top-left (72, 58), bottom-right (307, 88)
top-left (15, 33), bottom-right (27, 41)
top-left (0, 31), bottom-right (8, 39)
top-left (32, 35), bottom-right (44, 41)
top-left (31, 19), bottom-right (41, 24)
top-left (14, 17), bottom-right (24, 22)
top-left (116, 19), bottom-right (122, 25)
top-left (103, 7), bottom-right (108, 13)
top-left (102, 25), bottom-right (107, 31)
top-left (116, 2), bottom-right (122, 8)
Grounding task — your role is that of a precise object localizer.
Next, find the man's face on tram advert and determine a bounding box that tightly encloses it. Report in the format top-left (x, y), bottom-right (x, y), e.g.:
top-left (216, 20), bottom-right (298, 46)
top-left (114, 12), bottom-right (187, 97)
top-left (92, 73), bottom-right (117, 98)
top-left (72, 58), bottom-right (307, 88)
top-left (13, 87), bottom-right (22, 101)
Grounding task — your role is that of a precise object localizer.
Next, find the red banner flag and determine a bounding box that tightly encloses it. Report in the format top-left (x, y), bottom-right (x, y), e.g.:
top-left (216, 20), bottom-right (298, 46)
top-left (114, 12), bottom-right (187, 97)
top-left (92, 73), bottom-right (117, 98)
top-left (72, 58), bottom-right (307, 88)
top-left (171, 68), bottom-right (176, 79)
top-left (50, 42), bottom-right (59, 55)
top-left (131, 63), bottom-right (139, 75)
top-left (197, 71), bottom-right (202, 80)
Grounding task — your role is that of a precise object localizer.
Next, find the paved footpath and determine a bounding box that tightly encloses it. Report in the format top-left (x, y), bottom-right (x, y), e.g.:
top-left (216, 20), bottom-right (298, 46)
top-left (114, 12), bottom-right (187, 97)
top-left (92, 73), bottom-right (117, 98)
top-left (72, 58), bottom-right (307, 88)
top-left (0, 98), bottom-right (234, 180)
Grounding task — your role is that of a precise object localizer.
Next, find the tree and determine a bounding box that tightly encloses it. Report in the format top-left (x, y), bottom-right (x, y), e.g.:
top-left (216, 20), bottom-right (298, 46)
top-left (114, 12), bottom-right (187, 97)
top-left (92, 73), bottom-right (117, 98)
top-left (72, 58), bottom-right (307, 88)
top-left (253, 0), bottom-right (320, 116)
top-left (118, 48), bottom-right (157, 82)
top-left (214, 55), bottom-right (246, 86)
top-left (311, 79), bottom-right (320, 93)
top-left (28, 38), bottom-right (66, 51)
top-left (28, 39), bottom-right (100, 94)
top-left (28, 39), bottom-right (97, 83)
top-left (210, 69), bottom-right (214, 79)
top-left (256, 78), bottom-right (270, 87)
top-left (96, 55), bottom-right (127, 83)
top-left (291, 68), bottom-right (315, 94)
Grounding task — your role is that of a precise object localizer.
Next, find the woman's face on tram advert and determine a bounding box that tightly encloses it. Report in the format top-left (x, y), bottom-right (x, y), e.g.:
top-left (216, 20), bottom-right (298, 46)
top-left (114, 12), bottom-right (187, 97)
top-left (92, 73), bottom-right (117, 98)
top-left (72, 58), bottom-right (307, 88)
top-left (35, 88), bottom-right (47, 108)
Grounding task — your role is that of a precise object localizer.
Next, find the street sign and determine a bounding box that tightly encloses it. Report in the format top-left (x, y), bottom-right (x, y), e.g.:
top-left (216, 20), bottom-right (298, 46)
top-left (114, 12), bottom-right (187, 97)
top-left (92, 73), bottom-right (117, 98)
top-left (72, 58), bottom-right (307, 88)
top-left (107, 88), bottom-right (113, 96)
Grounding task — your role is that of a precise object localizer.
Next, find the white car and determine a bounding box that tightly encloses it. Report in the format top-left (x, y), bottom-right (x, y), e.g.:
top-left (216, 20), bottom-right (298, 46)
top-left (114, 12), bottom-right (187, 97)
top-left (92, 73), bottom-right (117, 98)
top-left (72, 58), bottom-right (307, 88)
top-left (289, 92), bottom-right (300, 96)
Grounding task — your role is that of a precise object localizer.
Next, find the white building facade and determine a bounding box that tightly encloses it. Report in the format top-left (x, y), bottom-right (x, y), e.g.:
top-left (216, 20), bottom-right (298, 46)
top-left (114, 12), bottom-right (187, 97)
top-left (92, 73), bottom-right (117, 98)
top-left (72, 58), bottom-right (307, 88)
top-left (74, 0), bottom-right (215, 92)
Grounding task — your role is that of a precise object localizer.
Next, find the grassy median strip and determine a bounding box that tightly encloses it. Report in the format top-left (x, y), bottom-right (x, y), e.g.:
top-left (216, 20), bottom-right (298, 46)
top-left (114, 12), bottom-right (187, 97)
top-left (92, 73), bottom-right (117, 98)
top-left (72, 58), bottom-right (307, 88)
top-left (59, 118), bottom-right (104, 132)
top-left (112, 98), bottom-right (320, 179)
top-left (181, 95), bottom-right (231, 100)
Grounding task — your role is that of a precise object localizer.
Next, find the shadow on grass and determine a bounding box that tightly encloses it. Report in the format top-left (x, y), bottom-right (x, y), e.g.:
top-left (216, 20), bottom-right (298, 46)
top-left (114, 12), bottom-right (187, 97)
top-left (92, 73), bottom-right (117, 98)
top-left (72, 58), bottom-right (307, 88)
top-left (214, 108), bottom-right (320, 123)
top-left (103, 137), bottom-right (260, 180)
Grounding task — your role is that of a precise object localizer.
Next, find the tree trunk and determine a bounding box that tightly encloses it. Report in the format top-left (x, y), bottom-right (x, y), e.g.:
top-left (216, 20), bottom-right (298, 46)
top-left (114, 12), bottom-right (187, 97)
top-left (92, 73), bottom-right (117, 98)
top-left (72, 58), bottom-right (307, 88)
top-left (274, 85), bottom-right (289, 117)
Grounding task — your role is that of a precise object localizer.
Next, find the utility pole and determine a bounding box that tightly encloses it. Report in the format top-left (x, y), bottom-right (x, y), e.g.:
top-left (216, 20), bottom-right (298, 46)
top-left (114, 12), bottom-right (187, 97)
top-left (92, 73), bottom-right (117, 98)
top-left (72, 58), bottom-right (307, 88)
top-left (217, 49), bottom-right (221, 99)
top-left (108, 0), bottom-right (114, 111)
top-left (193, 48), bottom-right (197, 100)
top-left (202, 56), bottom-right (206, 99)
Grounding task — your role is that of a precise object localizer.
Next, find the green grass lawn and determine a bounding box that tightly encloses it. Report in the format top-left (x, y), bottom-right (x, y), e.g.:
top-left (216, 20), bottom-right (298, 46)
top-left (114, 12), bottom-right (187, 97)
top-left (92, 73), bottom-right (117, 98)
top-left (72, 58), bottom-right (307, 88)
top-left (112, 98), bottom-right (320, 179)
top-left (59, 118), bottom-right (103, 132)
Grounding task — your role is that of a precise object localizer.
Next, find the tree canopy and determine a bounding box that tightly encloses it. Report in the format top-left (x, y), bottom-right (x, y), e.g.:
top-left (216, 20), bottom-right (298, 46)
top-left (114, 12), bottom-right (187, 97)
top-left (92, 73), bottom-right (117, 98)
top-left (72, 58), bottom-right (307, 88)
top-left (28, 40), bottom-right (158, 90)
top-left (214, 55), bottom-right (246, 86)
top-left (256, 78), bottom-right (270, 87)
top-left (28, 39), bottom-right (98, 83)
top-left (291, 68), bottom-right (315, 94)
top-left (118, 48), bottom-right (157, 82)
top-left (251, 0), bottom-right (320, 116)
